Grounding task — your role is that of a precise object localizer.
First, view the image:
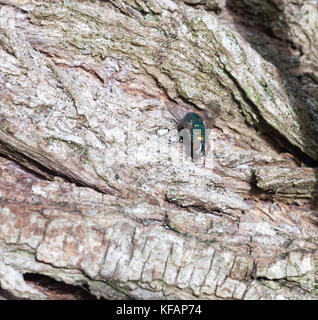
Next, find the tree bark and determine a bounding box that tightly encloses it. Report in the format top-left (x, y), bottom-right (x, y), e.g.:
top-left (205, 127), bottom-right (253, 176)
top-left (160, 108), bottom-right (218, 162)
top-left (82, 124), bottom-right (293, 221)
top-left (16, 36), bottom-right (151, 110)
top-left (0, 0), bottom-right (317, 299)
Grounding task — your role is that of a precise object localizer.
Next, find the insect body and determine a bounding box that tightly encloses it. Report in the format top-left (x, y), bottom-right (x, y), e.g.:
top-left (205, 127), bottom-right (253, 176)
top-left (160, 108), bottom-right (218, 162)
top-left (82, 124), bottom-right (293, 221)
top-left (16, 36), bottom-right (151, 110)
top-left (181, 112), bottom-right (206, 161)
top-left (165, 100), bottom-right (221, 165)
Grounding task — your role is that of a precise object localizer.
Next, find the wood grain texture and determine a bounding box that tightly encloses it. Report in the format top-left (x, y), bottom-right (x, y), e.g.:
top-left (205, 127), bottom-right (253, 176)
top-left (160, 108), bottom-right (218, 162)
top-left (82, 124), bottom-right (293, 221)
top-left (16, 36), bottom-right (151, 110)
top-left (0, 0), bottom-right (317, 299)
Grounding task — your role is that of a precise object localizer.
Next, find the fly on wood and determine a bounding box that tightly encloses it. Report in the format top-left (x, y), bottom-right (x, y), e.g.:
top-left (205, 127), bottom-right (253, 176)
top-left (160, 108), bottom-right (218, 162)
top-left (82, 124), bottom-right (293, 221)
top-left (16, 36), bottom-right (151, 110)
top-left (165, 100), bottom-right (221, 166)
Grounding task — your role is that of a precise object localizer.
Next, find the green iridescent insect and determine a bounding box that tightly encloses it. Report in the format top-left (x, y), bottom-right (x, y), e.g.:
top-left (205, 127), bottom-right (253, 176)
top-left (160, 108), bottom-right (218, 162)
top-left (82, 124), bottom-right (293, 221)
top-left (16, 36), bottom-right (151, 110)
top-left (166, 101), bottom-right (221, 165)
top-left (182, 112), bottom-right (206, 160)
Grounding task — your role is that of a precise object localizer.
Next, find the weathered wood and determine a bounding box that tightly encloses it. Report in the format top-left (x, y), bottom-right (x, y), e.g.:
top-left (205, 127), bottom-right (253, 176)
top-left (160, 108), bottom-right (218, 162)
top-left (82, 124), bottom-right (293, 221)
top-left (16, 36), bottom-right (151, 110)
top-left (255, 167), bottom-right (318, 202)
top-left (0, 0), bottom-right (317, 299)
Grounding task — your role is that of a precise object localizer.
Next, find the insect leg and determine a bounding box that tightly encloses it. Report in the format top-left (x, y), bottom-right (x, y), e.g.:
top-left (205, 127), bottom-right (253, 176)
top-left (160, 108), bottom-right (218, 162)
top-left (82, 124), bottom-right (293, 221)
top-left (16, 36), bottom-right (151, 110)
top-left (190, 128), bottom-right (194, 160)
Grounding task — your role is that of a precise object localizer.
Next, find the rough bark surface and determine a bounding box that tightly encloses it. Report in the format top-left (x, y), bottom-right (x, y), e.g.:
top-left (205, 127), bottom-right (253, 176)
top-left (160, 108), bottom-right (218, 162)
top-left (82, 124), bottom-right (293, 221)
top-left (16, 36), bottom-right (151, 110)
top-left (0, 0), bottom-right (317, 299)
